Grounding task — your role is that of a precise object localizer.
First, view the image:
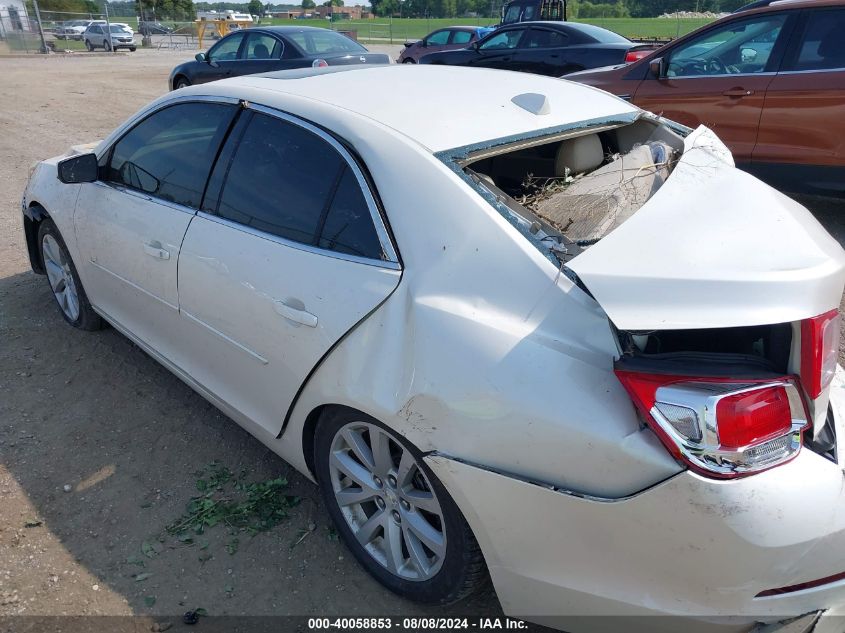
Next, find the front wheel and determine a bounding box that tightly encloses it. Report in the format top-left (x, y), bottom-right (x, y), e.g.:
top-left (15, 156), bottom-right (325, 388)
top-left (174, 76), bottom-right (191, 89)
top-left (129, 47), bottom-right (136, 52)
top-left (402, 57), bottom-right (416, 64)
top-left (38, 219), bottom-right (102, 331)
top-left (84, 39), bottom-right (93, 51)
top-left (314, 408), bottom-right (487, 604)
top-left (103, 39), bottom-right (111, 51)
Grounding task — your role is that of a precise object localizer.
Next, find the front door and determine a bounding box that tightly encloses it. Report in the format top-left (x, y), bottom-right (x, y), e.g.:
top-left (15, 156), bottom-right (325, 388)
top-left (633, 11), bottom-right (793, 163)
top-left (73, 100), bottom-right (237, 354)
top-left (471, 27), bottom-right (527, 72)
top-left (177, 107), bottom-right (401, 437)
top-left (195, 32), bottom-right (246, 84)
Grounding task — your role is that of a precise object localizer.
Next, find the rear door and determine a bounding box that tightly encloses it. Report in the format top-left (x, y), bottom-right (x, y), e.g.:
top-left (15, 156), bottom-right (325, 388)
top-left (177, 106), bottom-right (401, 437)
top-left (752, 6), bottom-right (845, 194)
top-left (73, 100), bottom-right (238, 355)
top-left (515, 27), bottom-right (574, 75)
top-left (633, 11), bottom-right (794, 163)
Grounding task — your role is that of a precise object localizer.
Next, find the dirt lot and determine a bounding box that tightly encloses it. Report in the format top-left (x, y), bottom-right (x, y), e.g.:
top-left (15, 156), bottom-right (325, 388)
top-left (0, 49), bottom-right (843, 631)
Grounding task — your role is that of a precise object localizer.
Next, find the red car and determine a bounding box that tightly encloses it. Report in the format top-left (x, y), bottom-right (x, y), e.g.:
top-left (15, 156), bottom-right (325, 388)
top-left (567, 0), bottom-right (845, 197)
top-left (398, 26), bottom-right (494, 63)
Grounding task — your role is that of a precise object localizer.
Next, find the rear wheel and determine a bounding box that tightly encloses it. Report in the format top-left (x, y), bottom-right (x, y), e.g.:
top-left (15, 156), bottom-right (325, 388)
top-left (38, 219), bottom-right (102, 331)
top-left (314, 408), bottom-right (487, 604)
top-left (402, 58), bottom-right (416, 64)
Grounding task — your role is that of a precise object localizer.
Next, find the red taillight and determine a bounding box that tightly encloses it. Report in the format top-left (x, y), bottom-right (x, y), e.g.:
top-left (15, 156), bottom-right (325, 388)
top-left (312, 58), bottom-right (329, 68)
top-left (716, 386), bottom-right (792, 449)
top-left (625, 49), bottom-right (650, 63)
top-left (800, 309), bottom-right (841, 399)
top-left (615, 370), bottom-right (808, 478)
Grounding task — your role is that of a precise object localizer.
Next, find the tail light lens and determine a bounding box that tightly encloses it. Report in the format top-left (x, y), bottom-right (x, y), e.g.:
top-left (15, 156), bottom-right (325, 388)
top-left (801, 309), bottom-right (840, 399)
top-left (625, 49), bottom-right (651, 63)
top-left (615, 371), bottom-right (809, 478)
top-left (312, 59), bottom-right (329, 68)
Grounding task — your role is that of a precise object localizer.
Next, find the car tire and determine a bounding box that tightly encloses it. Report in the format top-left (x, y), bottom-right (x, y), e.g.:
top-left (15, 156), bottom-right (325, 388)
top-left (129, 47), bottom-right (136, 52)
top-left (314, 407), bottom-right (488, 605)
top-left (174, 76), bottom-right (191, 89)
top-left (103, 39), bottom-right (111, 51)
top-left (85, 39), bottom-right (93, 51)
top-left (38, 218), bottom-right (102, 331)
top-left (402, 58), bottom-right (416, 63)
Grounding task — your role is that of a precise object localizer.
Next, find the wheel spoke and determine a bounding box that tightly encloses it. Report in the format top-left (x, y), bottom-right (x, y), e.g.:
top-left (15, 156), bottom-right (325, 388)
top-left (396, 449), bottom-right (416, 489)
top-left (402, 523), bottom-right (432, 576)
top-left (64, 287), bottom-right (80, 320)
top-left (341, 427), bottom-right (375, 471)
top-left (42, 237), bottom-right (63, 268)
top-left (330, 450), bottom-right (377, 491)
top-left (44, 259), bottom-right (64, 289)
top-left (383, 518), bottom-right (405, 574)
top-left (335, 486), bottom-right (377, 507)
top-left (371, 429), bottom-right (394, 477)
top-left (404, 511), bottom-right (445, 558)
top-left (354, 508), bottom-right (385, 546)
top-left (404, 489), bottom-right (440, 514)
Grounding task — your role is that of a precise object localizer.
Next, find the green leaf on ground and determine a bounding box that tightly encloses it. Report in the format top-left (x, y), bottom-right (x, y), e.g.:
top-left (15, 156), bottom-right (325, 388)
top-left (144, 596), bottom-right (156, 607)
top-left (134, 572), bottom-right (152, 582)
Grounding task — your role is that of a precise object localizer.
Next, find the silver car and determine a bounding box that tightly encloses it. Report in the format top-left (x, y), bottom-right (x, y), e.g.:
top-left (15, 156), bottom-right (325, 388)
top-left (83, 23), bottom-right (136, 52)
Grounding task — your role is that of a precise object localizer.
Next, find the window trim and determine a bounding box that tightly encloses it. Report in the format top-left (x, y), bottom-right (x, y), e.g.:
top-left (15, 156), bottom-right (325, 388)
top-left (97, 97), bottom-right (240, 213)
top-left (205, 102), bottom-right (400, 269)
top-left (778, 7), bottom-right (845, 73)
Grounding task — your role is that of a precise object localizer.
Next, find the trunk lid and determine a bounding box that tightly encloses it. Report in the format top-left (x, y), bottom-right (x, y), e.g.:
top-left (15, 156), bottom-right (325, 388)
top-left (566, 127), bottom-right (845, 331)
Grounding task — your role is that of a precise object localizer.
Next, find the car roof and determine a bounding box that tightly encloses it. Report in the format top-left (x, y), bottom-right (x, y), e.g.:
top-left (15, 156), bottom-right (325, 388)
top-left (252, 25), bottom-right (347, 35)
top-left (207, 65), bottom-right (638, 153)
top-left (735, 0), bottom-right (845, 12)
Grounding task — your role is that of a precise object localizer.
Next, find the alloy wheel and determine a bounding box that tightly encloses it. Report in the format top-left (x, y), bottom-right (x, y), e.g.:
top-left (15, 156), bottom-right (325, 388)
top-left (42, 234), bottom-right (80, 322)
top-left (328, 422), bottom-right (447, 581)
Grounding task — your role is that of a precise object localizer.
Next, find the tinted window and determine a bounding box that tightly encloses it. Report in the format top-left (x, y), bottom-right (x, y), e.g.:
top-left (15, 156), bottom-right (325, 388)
top-left (786, 8), bottom-right (845, 71)
top-left (104, 102), bottom-right (235, 208)
top-left (451, 30), bottom-right (472, 45)
top-left (244, 32), bottom-right (280, 59)
top-left (288, 30), bottom-right (366, 55)
top-left (567, 23), bottom-right (629, 44)
top-left (524, 29), bottom-right (568, 48)
top-left (208, 32), bottom-right (244, 61)
top-left (502, 4), bottom-right (521, 24)
top-left (479, 28), bottom-right (525, 50)
top-left (667, 14), bottom-right (786, 76)
top-left (318, 167), bottom-right (382, 259)
top-left (216, 113), bottom-right (343, 244)
top-left (426, 30), bottom-right (450, 46)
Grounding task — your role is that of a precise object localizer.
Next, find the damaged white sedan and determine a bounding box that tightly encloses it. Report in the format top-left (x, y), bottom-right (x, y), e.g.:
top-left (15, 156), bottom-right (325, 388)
top-left (21, 65), bottom-right (845, 632)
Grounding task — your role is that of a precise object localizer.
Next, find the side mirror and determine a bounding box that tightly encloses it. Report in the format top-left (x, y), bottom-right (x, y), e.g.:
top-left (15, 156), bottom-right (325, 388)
top-left (741, 47), bottom-right (758, 63)
top-left (195, 52), bottom-right (207, 62)
top-left (649, 56), bottom-right (666, 78)
top-left (57, 153), bottom-right (98, 184)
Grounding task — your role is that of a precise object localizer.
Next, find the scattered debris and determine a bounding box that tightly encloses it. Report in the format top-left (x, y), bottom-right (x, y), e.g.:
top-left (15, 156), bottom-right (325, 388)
top-left (144, 596), bottom-right (157, 608)
top-left (62, 484), bottom-right (72, 493)
top-left (23, 520), bottom-right (42, 528)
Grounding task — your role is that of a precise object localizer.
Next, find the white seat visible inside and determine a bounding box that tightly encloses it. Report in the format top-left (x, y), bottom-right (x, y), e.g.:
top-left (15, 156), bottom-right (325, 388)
top-left (554, 133), bottom-right (604, 176)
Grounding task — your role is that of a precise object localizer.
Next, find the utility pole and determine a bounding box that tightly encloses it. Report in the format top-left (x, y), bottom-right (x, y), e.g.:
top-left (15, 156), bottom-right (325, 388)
top-left (104, 1), bottom-right (113, 52)
top-left (31, 0), bottom-right (49, 54)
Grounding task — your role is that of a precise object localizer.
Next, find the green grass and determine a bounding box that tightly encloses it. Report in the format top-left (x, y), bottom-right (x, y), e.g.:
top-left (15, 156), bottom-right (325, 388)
top-left (262, 16), bottom-right (716, 42)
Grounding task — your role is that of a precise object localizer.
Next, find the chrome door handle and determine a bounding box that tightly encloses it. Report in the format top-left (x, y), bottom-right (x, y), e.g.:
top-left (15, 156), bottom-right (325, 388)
top-left (723, 88), bottom-right (754, 97)
top-left (273, 300), bottom-right (318, 328)
top-left (142, 241), bottom-right (170, 260)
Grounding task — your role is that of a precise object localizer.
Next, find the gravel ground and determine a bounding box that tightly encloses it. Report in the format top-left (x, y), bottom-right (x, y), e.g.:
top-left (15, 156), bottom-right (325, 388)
top-left (0, 49), bottom-right (843, 627)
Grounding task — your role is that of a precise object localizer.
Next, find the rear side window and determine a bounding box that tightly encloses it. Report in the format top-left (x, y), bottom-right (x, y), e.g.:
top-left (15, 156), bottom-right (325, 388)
top-left (451, 30), bottom-right (472, 45)
top-left (104, 102), bottom-right (235, 208)
top-left (212, 112), bottom-right (384, 260)
top-left (785, 8), bottom-right (845, 71)
top-left (524, 29), bottom-right (568, 48)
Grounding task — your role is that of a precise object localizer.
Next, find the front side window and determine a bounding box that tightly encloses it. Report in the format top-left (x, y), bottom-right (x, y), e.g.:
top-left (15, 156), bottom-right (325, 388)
top-left (426, 30), bottom-right (450, 46)
top-left (208, 32), bottom-right (245, 62)
top-left (667, 14), bottom-right (787, 76)
top-left (479, 28), bottom-right (526, 50)
top-left (104, 102), bottom-right (235, 208)
top-left (243, 32), bottom-right (281, 59)
top-left (213, 112), bottom-right (384, 259)
top-left (785, 8), bottom-right (845, 71)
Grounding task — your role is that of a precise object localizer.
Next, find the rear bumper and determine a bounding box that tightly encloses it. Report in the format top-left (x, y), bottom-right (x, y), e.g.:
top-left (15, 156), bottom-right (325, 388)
top-left (425, 367), bottom-right (845, 633)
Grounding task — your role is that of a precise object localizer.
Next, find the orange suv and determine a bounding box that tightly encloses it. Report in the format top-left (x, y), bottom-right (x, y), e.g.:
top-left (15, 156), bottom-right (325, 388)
top-left (567, 0), bottom-right (845, 197)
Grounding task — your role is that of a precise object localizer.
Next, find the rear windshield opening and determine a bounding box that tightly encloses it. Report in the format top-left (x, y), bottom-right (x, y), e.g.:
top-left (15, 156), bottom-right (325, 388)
top-left (461, 117), bottom-right (686, 258)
